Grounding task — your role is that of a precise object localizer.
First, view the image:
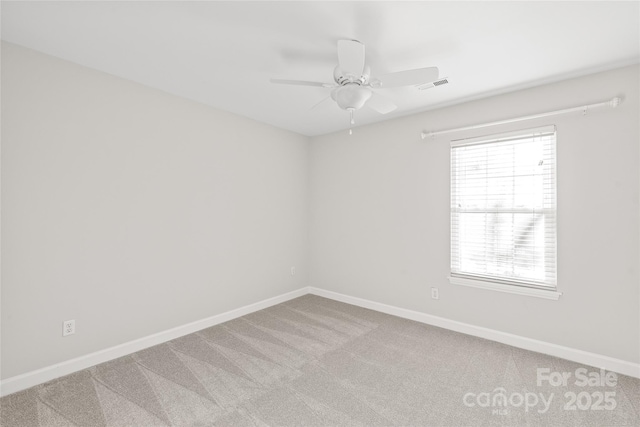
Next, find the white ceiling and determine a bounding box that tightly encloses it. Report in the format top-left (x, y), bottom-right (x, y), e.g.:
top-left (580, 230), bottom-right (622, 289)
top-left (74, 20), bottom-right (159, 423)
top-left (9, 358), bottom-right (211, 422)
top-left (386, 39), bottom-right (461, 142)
top-left (2, 1), bottom-right (639, 136)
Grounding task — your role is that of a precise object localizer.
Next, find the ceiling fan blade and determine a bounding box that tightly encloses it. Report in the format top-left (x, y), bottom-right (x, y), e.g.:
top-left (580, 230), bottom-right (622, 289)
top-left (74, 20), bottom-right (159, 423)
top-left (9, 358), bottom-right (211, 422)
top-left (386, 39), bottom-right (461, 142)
top-left (310, 96), bottom-right (334, 110)
top-left (337, 39), bottom-right (365, 76)
top-left (270, 79), bottom-right (333, 88)
top-left (366, 93), bottom-right (397, 114)
top-left (377, 67), bottom-right (439, 88)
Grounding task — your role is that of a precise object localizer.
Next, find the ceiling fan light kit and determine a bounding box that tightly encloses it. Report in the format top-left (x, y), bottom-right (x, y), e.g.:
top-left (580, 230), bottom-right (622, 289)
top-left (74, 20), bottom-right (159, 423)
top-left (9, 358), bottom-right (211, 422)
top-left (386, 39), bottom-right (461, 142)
top-left (331, 84), bottom-right (373, 110)
top-left (271, 39), bottom-right (446, 132)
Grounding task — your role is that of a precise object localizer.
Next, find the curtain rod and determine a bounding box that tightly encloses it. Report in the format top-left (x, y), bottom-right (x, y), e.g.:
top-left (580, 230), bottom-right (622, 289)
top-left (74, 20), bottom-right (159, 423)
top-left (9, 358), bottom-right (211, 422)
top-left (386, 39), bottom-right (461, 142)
top-left (421, 96), bottom-right (622, 140)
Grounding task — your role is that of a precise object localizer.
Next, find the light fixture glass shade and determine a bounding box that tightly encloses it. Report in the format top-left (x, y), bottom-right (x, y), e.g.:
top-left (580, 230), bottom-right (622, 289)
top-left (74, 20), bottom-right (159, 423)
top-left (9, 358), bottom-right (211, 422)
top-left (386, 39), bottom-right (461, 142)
top-left (332, 84), bottom-right (372, 110)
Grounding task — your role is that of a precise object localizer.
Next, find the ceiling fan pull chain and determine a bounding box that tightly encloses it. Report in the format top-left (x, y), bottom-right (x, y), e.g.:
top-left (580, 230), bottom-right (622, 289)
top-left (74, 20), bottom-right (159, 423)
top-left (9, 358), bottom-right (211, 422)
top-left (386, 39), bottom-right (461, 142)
top-left (349, 108), bottom-right (355, 135)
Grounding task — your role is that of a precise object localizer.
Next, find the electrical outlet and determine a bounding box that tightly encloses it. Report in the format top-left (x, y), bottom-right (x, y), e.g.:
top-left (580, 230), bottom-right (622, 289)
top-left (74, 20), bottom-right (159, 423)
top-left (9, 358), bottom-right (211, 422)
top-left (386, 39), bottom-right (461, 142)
top-left (431, 287), bottom-right (439, 300)
top-left (63, 320), bottom-right (75, 336)
top-left (291, 267), bottom-right (296, 276)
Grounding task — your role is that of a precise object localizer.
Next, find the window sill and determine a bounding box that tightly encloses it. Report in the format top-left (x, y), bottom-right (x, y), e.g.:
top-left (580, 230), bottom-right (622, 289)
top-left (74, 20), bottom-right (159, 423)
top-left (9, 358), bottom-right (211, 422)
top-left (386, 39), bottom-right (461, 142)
top-left (449, 276), bottom-right (562, 300)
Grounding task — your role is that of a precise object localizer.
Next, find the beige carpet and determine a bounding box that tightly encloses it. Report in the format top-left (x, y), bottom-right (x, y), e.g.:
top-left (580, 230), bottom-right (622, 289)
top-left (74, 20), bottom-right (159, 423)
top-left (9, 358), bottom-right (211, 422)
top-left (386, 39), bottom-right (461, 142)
top-left (1, 294), bottom-right (639, 426)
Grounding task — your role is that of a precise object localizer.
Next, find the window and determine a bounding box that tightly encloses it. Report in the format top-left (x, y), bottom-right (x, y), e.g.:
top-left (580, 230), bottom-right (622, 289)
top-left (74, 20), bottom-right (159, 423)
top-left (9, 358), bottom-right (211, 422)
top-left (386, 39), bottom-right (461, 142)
top-left (450, 126), bottom-right (559, 299)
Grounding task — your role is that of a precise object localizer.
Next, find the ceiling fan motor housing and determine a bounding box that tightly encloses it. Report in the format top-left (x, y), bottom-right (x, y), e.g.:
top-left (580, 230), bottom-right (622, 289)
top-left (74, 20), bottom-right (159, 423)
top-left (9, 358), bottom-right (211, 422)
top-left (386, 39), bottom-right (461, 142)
top-left (333, 65), bottom-right (370, 86)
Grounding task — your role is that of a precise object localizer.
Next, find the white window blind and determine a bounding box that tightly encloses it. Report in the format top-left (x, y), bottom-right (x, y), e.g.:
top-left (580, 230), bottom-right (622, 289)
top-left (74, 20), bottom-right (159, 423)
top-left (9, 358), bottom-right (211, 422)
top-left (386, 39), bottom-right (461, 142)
top-left (450, 125), bottom-right (557, 291)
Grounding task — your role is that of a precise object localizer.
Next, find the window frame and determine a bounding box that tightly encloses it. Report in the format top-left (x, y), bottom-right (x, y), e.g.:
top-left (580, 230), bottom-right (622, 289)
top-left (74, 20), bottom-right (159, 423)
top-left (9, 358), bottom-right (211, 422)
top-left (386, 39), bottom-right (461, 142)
top-left (448, 125), bottom-right (561, 300)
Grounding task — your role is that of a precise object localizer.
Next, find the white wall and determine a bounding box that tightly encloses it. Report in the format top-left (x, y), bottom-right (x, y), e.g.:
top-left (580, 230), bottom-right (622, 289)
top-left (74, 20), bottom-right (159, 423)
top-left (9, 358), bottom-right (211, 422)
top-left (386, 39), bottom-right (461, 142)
top-left (1, 42), bottom-right (309, 379)
top-left (310, 65), bottom-right (640, 364)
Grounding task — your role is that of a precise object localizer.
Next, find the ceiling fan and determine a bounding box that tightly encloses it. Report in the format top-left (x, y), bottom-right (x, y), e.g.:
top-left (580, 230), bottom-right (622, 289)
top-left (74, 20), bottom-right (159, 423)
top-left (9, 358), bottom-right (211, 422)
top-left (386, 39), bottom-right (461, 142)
top-left (271, 39), bottom-right (448, 129)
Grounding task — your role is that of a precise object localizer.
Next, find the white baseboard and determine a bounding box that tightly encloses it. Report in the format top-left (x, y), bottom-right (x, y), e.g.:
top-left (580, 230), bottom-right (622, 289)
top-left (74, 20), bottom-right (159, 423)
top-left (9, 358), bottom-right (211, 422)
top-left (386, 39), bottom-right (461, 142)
top-left (0, 287), bottom-right (310, 397)
top-left (3, 285), bottom-right (638, 397)
top-left (308, 287), bottom-right (640, 379)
